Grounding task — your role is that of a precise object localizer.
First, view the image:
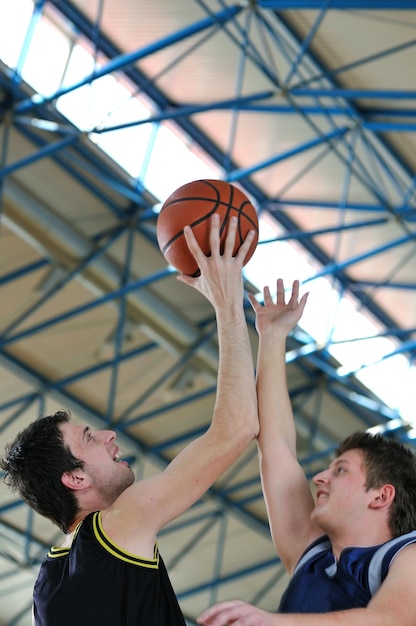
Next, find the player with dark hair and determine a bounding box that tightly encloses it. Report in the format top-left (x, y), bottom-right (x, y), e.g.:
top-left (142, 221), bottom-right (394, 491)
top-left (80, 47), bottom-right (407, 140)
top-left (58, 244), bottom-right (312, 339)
top-left (0, 214), bottom-right (259, 626)
top-left (198, 279), bottom-right (416, 626)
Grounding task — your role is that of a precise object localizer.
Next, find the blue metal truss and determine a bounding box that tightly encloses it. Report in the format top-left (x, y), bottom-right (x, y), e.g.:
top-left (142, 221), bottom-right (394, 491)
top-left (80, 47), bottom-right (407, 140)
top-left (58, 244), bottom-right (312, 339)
top-left (1, 1), bottom-right (416, 624)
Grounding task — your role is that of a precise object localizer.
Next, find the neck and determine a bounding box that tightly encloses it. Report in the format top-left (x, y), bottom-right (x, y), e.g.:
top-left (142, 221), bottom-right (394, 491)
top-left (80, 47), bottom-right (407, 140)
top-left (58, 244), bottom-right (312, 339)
top-left (328, 524), bottom-right (393, 560)
top-left (68, 493), bottom-right (108, 533)
top-left (67, 511), bottom-right (89, 533)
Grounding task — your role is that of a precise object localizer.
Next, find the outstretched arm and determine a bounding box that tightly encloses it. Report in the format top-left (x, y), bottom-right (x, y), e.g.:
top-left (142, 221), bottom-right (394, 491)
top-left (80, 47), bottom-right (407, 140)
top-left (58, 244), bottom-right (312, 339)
top-left (248, 279), bottom-right (320, 573)
top-left (197, 543), bottom-right (416, 625)
top-left (116, 214), bottom-right (258, 539)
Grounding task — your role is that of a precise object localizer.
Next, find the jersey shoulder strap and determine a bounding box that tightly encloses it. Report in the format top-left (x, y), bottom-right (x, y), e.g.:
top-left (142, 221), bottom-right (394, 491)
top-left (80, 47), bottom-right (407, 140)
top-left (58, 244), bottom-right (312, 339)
top-left (293, 535), bottom-right (331, 576)
top-left (368, 530), bottom-right (416, 596)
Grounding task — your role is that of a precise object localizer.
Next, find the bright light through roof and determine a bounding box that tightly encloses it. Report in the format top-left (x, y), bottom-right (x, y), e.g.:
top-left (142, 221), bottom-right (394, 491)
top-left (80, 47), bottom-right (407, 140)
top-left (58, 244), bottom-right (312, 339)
top-left (1, 0), bottom-right (415, 429)
top-left (245, 216), bottom-right (416, 427)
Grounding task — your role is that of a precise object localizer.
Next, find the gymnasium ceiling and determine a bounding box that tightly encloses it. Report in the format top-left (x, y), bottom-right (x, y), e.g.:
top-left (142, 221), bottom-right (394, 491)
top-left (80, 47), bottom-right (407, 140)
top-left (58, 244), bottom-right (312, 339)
top-left (1, 1), bottom-right (416, 624)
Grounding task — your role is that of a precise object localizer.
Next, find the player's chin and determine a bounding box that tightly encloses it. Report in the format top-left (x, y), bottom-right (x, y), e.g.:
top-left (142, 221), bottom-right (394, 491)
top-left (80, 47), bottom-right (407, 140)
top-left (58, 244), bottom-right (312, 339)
top-left (310, 507), bottom-right (324, 525)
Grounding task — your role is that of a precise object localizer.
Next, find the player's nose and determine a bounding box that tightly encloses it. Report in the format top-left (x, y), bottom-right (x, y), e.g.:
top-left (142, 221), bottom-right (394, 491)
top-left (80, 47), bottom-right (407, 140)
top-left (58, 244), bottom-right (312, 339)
top-left (100, 429), bottom-right (116, 445)
top-left (312, 469), bottom-right (329, 485)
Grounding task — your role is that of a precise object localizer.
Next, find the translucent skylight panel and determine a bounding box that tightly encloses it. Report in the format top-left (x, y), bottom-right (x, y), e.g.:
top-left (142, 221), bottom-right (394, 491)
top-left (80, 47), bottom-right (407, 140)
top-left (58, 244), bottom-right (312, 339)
top-left (0, 0), bottom-right (414, 430)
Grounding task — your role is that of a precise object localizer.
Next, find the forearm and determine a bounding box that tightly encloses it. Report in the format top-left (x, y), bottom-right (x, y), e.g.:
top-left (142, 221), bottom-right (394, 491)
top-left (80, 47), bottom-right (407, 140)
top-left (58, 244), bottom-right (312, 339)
top-left (256, 329), bottom-right (296, 454)
top-left (199, 603), bottom-right (396, 626)
top-left (214, 303), bottom-right (258, 441)
top-left (274, 608), bottom-right (384, 626)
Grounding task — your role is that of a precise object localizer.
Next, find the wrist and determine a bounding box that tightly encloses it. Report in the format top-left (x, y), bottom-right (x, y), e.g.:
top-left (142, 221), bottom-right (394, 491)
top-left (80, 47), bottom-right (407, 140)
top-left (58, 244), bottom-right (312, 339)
top-left (259, 327), bottom-right (289, 345)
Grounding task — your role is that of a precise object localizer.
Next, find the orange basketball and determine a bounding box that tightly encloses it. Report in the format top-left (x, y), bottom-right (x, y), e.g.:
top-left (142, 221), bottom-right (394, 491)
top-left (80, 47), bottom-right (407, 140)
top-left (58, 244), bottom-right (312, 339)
top-left (156, 179), bottom-right (259, 276)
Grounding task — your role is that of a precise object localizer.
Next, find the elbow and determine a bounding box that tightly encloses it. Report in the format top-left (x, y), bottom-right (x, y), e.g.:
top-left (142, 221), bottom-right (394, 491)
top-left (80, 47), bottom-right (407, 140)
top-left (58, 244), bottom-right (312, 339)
top-left (243, 403), bottom-right (260, 441)
top-left (239, 414), bottom-right (259, 445)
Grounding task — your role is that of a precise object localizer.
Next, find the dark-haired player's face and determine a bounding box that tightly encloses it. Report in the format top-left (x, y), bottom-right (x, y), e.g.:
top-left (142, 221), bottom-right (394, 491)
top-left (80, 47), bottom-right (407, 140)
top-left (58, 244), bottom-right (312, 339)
top-left (60, 422), bottom-right (134, 504)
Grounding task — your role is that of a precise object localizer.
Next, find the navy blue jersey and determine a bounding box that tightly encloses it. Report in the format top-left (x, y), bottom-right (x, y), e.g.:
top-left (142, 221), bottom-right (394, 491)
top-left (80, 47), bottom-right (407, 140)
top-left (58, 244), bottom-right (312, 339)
top-left (279, 530), bottom-right (416, 613)
top-left (33, 511), bottom-right (186, 626)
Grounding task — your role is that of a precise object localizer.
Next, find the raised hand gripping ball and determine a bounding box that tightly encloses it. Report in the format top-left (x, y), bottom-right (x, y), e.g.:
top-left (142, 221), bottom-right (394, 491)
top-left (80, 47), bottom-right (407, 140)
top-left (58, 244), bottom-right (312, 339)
top-left (156, 179), bottom-right (259, 276)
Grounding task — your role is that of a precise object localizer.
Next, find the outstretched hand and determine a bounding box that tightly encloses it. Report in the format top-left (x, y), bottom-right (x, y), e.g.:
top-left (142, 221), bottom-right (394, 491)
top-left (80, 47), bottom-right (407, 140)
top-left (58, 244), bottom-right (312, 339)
top-left (197, 599), bottom-right (278, 626)
top-left (177, 213), bottom-right (256, 311)
top-left (248, 278), bottom-right (308, 337)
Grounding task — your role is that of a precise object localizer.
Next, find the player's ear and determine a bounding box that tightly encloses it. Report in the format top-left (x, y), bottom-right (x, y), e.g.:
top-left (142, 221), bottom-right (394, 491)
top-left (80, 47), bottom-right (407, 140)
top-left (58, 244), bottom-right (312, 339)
top-left (370, 484), bottom-right (395, 509)
top-left (61, 468), bottom-right (90, 491)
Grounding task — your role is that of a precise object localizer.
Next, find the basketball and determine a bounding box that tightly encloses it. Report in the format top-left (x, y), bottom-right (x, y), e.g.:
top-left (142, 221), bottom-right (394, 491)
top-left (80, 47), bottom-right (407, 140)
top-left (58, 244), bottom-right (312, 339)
top-left (156, 179), bottom-right (259, 276)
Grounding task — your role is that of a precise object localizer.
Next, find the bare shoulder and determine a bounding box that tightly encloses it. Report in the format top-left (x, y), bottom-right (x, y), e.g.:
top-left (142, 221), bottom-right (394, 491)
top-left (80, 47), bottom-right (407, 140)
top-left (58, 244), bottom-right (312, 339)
top-left (388, 541), bottom-right (416, 575)
top-left (100, 476), bottom-right (163, 557)
top-left (368, 542), bottom-right (416, 626)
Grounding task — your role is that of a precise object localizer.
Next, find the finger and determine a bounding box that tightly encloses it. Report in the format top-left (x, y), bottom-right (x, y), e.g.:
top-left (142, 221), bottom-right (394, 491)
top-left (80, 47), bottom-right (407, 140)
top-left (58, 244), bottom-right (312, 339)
top-left (288, 280), bottom-right (300, 308)
top-left (276, 278), bottom-right (285, 304)
top-left (248, 292), bottom-right (261, 312)
top-left (208, 213), bottom-right (221, 257)
top-left (223, 216), bottom-right (238, 257)
top-left (176, 273), bottom-right (196, 288)
top-left (263, 285), bottom-right (273, 305)
top-left (198, 601), bottom-right (245, 626)
top-left (183, 224), bottom-right (204, 263)
top-left (298, 291), bottom-right (309, 314)
top-left (234, 228), bottom-right (256, 266)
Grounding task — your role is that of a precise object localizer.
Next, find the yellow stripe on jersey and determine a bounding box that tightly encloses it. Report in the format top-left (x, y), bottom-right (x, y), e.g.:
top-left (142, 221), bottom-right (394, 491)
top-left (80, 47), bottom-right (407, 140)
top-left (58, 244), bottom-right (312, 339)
top-left (93, 511), bottom-right (160, 569)
top-left (48, 546), bottom-right (69, 558)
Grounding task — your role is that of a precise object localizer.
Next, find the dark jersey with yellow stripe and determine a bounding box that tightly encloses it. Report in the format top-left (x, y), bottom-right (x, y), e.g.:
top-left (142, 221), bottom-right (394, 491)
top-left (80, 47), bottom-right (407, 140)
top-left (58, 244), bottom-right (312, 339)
top-left (33, 511), bottom-right (186, 626)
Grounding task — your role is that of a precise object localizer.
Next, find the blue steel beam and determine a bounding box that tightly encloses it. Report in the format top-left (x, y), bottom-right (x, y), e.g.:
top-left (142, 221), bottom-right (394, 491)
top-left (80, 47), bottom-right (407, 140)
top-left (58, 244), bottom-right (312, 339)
top-left (4, 0), bottom-right (416, 520)
top-left (0, 135), bottom-right (78, 178)
top-left (94, 90), bottom-right (276, 132)
top-left (0, 393), bottom-right (38, 415)
top-left (0, 500), bottom-right (27, 515)
top-left (228, 125), bottom-right (350, 181)
top-left (168, 516), bottom-right (221, 571)
top-left (51, 342), bottom-right (157, 390)
top-left (41, 1), bottom-right (412, 339)
top-left (115, 322), bottom-right (218, 424)
top-left (210, 516), bottom-right (228, 606)
top-left (0, 259), bottom-right (49, 286)
top-left (180, 102), bottom-right (416, 118)
top-left (266, 199), bottom-right (416, 215)
top-left (284, 0), bottom-right (331, 86)
top-left (11, 0), bottom-right (46, 86)
top-left (259, 0), bottom-right (416, 8)
top-left (284, 348), bottom-right (406, 427)
top-left (16, 4), bottom-right (243, 114)
top-left (364, 121), bottom-right (416, 133)
top-left (350, 280), bottom-right (416, 290)
top-left (1, 1), bottom-right (414, 616)
top-left (366, 108), bottom-right (416, 118)
top-left (12, 118), bottom-right (149, 211)
top-left (291, 88), bottom-right (416, 100)
top-left (304, 232), bottom-right (416, 283)
top-left (259, 217), bottom-right (389, 242)
top-left (177, 556), bottom-right (281, 600)
top-left (0, 268), bottom-right (172, 348)
top-left (292, 35), bottom-right (416, 91)
top-left (250, 9), bottom-right (416, 210)
top-left (1, 223), bottom-right (128, 338)
top-left (0, 350), bottom-right (267, 526)
top-left (105, 222), bottom-right (136, 425)
top-left (0, 395), bottom-right (39, 435)
top-left (120, 383), bottom-right (217, 429)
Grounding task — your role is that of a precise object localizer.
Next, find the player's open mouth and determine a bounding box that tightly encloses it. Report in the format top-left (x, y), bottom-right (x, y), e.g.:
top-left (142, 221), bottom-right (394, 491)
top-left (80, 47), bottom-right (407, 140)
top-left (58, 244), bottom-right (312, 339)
top-left (113, 451), bottom-right (129, 465)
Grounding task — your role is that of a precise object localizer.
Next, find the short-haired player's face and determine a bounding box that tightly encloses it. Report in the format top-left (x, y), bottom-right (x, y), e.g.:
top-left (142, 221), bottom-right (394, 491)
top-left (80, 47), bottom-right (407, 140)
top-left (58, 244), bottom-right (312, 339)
top-left (60, 422), bottom-right (134, 503)
top-left (310, 449), bottom-right (375, 532)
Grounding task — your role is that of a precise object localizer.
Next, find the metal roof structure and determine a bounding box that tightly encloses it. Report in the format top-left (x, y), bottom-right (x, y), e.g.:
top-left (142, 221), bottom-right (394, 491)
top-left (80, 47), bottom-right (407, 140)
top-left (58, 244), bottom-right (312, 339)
top-left (1, 1), bottom-right (416, 624)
